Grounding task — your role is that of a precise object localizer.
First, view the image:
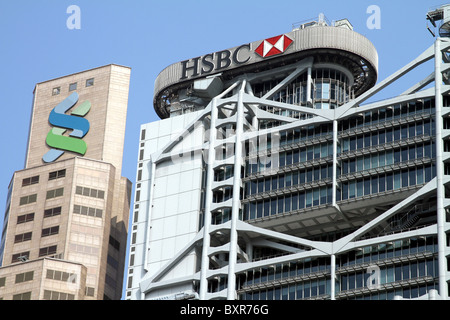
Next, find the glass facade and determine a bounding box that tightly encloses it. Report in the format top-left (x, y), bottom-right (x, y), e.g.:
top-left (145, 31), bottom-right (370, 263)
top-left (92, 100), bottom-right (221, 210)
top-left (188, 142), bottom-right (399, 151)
top-left (205, 67), bottom-right (440, 299)
top-left (230, 236), bottom-right (439, 300)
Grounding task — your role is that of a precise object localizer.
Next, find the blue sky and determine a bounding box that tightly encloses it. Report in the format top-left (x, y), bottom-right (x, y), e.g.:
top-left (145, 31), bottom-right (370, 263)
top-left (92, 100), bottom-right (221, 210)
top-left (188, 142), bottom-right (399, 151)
top-left (0, 0), bottom-right (446, 299)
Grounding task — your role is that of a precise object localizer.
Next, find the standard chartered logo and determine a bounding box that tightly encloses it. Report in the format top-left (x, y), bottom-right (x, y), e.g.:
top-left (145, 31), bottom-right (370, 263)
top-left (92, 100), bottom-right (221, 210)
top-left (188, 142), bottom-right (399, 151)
top-left (43, 92), bottom-right (91, 163)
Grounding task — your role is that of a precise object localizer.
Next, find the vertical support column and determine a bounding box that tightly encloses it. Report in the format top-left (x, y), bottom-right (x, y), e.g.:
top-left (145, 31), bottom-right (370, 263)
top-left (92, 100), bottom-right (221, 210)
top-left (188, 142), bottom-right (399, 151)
top-left (227, 80), bottom-right (246, 300)
top-left (246, 241), bottom-right (253, 262)
top-left (332, 120), bottom-right (338, 207)
top-left (306, 67), bottom-right (312, 105)
top-left (330, 254), bottom-right (336, 300)
top-left (434, 38), bottom-right (448, 299)
top-left (199, 98), bottom-right (218, 300)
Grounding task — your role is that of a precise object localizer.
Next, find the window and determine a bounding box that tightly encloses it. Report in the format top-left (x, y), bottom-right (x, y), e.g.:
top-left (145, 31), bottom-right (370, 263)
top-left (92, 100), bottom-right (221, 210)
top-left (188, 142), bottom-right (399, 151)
top-left (109, 236), bottom-right (120, 251)
top-left (15, 271), bottom-right (34, 283)
top-left (75, 186), bottom-right (104, 199)
top-left (19, 194), bottom-right (37, 205)
top-left (69, 82), bottom-right (77, 91)
top-left (73, 204), bottom-right (102, 218)
top-left (17, 212), bottom-right (34, 224)
top-left (48, 169), bottom-right (66, 180)
top-left (22, 175), bottom-right (39, 186)
top-left (46, 269), bottom-right (76, 283)
top-left (39, 245), bottom-right (57, 257)
top-left (42, 226), bottom-right (59, 237)
top-left (11, 252), bottom-right (29, 263)
top-left (43, 290), bottom-right (74, 300)
top-left (14, 232), bottom-right (32, 243)
top-left (44, 206), bottom-right (62, 218)
top-left (52, 87), bottom-right (60, 96)
top-left (0, 277), bottom-right (5, 287)
top-left (12, 292), bottom-right (31, 300)
top-left (46, 187), bottom-right (64, 199)
top-left (85, 287), bottom-right (95, 297)
top-left (86, 78), bottom-right (94, 87)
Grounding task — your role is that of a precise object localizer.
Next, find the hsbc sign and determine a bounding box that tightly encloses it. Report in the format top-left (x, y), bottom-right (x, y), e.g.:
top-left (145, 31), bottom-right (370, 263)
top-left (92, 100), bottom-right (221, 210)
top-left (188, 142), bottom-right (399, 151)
top-left (255, 34), bottom-right (293, 58)
top-left (180, 43), bottom-right (251, 80)
top-left (180, 34), bottom-right (293, 80)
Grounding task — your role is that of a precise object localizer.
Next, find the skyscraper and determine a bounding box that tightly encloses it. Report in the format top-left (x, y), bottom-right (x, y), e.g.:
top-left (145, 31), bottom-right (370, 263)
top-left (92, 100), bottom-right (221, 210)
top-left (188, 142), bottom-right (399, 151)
top-left (0, 64), bottom-right (131, 300)
top-left (126, 6), bottom-right (450, 300)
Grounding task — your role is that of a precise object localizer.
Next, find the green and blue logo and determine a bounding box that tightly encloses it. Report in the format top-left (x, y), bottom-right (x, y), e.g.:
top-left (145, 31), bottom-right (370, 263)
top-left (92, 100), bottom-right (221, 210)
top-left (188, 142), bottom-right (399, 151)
top-left (43, 92), bottom-right (91, 163)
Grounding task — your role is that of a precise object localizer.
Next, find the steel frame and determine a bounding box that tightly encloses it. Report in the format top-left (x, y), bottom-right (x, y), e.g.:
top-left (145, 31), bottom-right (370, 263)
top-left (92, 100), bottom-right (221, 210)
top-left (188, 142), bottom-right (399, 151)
top-left (136, 38), bottom-right (450, 300)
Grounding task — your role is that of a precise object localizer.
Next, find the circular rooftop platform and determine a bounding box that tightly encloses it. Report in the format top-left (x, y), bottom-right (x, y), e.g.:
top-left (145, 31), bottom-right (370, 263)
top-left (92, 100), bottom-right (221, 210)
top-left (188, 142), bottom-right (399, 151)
top-left (153, 25), bottom-right (378, 119)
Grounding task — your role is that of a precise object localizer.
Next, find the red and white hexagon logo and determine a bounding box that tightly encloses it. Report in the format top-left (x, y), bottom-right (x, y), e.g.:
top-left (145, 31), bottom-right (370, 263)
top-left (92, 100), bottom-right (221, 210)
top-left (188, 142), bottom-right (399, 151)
top-left (255, 34), bottom-right (293, 58)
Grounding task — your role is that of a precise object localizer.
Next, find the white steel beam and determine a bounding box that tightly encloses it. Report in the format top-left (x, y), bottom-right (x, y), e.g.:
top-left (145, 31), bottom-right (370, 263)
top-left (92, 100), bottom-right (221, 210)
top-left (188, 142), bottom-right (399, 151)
top-left (435, 38), bottom-right (448, 299)
top-left (199, 97), bottom-right (218, 299)
top-left (227, 80), bottom-right (247, 299)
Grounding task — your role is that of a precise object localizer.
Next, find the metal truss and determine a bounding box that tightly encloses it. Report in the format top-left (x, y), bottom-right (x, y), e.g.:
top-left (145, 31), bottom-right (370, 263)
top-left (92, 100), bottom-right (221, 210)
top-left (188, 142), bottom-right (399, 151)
top-left (137, 38), bottom-right (450, 300)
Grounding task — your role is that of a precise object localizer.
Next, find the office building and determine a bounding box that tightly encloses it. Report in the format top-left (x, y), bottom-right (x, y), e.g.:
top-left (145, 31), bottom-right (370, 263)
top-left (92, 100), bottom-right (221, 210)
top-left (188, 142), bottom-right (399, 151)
top-left (126, 6), bottom-right (450, 300)
top-left (0, 64), bottom-right (131, 300)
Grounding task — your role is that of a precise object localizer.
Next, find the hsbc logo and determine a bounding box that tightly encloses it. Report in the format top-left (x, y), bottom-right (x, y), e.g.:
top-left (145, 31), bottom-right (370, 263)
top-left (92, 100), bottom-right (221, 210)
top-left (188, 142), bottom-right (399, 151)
top-left (255, 34), bottom-right (293, 58)
top-left (179, 33), bottom-right (294, 80)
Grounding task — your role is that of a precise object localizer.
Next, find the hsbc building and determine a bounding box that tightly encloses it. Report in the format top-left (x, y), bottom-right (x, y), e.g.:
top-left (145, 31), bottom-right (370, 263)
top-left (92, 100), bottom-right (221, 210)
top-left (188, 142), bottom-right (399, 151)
top-left (127, 7), bottom-right (450, 301)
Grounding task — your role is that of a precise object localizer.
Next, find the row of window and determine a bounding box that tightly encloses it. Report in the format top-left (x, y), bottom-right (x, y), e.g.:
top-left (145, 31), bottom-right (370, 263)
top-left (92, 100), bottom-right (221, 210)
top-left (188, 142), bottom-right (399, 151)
top-left (253, 68), bottom-right (352, 107)
top-left (19, 194), bottom-right (37, 206)
top-left (75, 186), bottom-right (105, 199)
top-left (46, 269), bottom-right (76, 283)
top-left (254, 103), bottom-right (434, 156)
top-left (340, 165), bottom-right (435, 201)
top-left (246, 123), bottom-right (434, 178)
top-left (43, 290), bottom-right (75, 300)
top-left (21, 169), bottom-right (66, 187)
top-left (238, 258), bottom-right (330, 289)
top-left (11, 245), bottom-right (57, 263)
top-left (242, 164), bottom-right (435, 219)
top-left (339, 98), bottom-right (435, 132)
top-left (239, 279), bottom-right (330, 300)
top-left (1, 268), bottom-right (89, 300)
top-left (339, 259), bottom-right (437, 292)
top-left (245, 142), bottom-right (333, 176)
top-left (73, 204), bottom-right (103, 218)
top-left (236, 239), bottom-right (436, 290)
top-left (0, 271), bottom-right (35, 286)
top-left (340, 119), bottom-right (434, 153)
top-left (340, 143), bottom-right (435, 175)
top-left (246, 139), bottom-right (433, 181)
top-left (19, 187), bottom-right (64, 206)
top-left (5, 290), bottom-right (76, 300)
top-left (342, 283), bottom-right (437, 300)
top-left (17, 207), bottom-right (61, 224)
top-left (277, 124), bottom-right (333, 148)
top-left (239, 282), bottom-right (437, 300)
top-left (46, 187), bottom-right (64, 200)
top-left (244, 97), bottom-right (436, 162)
top-left (20, 185), bottom-right (105, 207)
top-left (245, 164), bottom-right (333, 197)
top-left (52, 78), bottom-right (94, 96)
top-left (337, 236), bottom-right (438, 267)
top-left (32, 204), bottom-right (100, 220)
top-left (243, 186), bottom-right (333, 220)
